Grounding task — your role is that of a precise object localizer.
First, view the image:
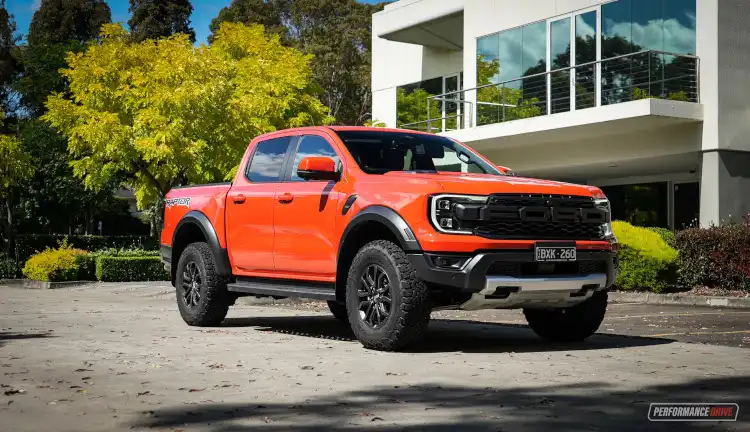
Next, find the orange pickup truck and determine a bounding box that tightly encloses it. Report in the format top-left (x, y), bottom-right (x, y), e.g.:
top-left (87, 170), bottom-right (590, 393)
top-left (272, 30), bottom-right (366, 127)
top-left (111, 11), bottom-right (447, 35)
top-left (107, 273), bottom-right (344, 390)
top-left (160, 126), bottom-right (618, 351)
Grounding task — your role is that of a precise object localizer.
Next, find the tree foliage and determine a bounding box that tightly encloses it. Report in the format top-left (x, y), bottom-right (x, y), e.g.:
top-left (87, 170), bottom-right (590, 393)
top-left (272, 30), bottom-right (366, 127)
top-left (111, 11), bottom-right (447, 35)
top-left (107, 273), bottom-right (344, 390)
top-left (129, 0), bottom-right (196, 43)
top-left (0, 115), bottom-right (33, 254)
top-left (28, 0), bottom-right (111, 46)
top-left (0, 0), bottom-right (19, 119)
top-left (211, 0), bottom-right (387, 126)
top-left (43, 23), bottom-right (333, 234)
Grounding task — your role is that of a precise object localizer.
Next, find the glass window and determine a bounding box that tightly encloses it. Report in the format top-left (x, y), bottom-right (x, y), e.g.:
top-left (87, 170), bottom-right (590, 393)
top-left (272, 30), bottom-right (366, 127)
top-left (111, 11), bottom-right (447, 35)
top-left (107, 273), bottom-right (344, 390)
top-left (477, 34), bottom-right (500, 85)
top-left (397, 77), bottom-right (443, 130)
top-left (550, 18), bottom-right (571, 114)
top-left (497, 27), bottom-right (523, 85)
top-left (575, 11), bottom-right (597, 110)
top-left (246, 136), bottom-right (292, 183)
top-left (601, 182), bottom-right (669, 228)
top-left (520, 21), bottom-right (547, 115)
top-left (290, 135), bottom-right (340, 182)
top-left (602, 0), bottom-right (633, 58)
top-left (335, 131), bottom-right (501, 176)
top-left (631, 0), bottom-right (663, 52)
top-left (663, 0), bottom-right (696, 55)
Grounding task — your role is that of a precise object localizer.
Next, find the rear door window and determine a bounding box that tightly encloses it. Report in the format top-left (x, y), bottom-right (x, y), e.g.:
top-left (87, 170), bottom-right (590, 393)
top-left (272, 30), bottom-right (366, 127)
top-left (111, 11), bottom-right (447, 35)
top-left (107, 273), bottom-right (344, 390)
top-left (245, 136), bottom-right (294, 183)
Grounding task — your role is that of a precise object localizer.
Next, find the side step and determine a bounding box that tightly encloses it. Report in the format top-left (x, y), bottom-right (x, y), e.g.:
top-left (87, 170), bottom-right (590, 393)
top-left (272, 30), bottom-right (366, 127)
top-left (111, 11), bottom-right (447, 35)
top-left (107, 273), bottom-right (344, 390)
top-left (227, 278), bottom-right (336, 301)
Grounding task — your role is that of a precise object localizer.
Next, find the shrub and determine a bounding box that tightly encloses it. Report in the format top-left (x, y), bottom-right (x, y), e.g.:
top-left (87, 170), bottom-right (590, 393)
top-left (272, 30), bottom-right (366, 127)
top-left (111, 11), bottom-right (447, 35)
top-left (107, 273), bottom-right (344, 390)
top-left (613, 221), bottom-right (678, 292)
top-left (22, 242), bottom-right (93, 282)
top-left (14, 235), bottom-right (155, 263)
top-left (0, 257), bottom-right (20, 279)
top-left (675, 217), bottom-right (750, 291)
top-left (647, 227), bottom-right (676, 248)
top-left (95, 256), bottom-right (169, 282)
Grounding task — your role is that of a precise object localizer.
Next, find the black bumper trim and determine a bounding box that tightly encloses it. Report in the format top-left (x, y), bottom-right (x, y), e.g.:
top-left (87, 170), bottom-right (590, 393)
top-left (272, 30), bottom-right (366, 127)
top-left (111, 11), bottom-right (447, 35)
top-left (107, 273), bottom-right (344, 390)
top-left (408, 249), bottom-right (618, 294)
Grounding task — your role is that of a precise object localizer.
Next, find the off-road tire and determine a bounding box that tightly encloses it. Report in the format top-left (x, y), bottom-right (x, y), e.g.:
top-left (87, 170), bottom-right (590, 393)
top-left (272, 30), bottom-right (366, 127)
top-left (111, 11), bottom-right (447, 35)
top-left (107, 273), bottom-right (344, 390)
top-left (346, 240), bottom-right (431, 351)
top-left (175, 242), bottom-right (231, 327)
top-left (523, 291), bottom-right (608, 342)
top-left (327, 301), bottom-right (349, 323)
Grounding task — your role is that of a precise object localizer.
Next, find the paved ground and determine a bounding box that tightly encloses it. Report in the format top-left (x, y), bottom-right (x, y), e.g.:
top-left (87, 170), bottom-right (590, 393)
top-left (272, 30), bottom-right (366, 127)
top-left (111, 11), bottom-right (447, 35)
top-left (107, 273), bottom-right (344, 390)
top-left (0, 282), bottom-right (748, 431)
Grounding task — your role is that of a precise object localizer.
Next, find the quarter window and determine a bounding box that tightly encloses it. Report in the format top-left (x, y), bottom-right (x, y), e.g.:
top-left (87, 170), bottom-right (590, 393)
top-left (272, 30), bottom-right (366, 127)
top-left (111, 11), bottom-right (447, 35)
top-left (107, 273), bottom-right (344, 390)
top-left (290, 135), bottom-right (340, 181)
top-left (246, 136), bottom-right (293, 183)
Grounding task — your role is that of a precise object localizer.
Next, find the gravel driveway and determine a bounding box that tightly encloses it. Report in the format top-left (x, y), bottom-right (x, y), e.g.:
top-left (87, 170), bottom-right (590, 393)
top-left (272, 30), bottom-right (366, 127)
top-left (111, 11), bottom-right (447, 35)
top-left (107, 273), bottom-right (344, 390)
top-left (0, 282), bottom-right (748, 431)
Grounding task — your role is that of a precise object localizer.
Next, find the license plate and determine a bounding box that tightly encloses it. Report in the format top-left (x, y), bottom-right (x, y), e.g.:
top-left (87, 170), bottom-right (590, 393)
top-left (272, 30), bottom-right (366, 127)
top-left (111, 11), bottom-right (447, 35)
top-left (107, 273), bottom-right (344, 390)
top-left (534, 245), bottom-right (576, 262)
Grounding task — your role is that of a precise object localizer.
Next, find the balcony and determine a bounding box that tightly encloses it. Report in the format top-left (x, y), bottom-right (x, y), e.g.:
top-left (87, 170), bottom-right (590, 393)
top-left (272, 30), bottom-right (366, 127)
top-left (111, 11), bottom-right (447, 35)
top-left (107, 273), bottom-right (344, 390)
top-left (399, 50), bottom-right (700, 135)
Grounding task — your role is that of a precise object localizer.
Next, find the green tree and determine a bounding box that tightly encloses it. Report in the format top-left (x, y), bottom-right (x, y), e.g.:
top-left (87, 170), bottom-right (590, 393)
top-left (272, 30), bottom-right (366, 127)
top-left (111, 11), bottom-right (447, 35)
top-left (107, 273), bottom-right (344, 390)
top-left (0, 116), bottom-right (33, 256)
top-left (15, 119), bottom-right (143, 236)
top-left (43, 23), bottom-right (333, 236)
top-left (0, 0), bottom-right (19, 120)
top-left (13, 42), bottom-right (83, 116)
top-left (129, 0), bottom-right (196, 43)
top-left (28, 0), bottom-right (111, 46)
top-left (211, 0), bottom-right (388, 126)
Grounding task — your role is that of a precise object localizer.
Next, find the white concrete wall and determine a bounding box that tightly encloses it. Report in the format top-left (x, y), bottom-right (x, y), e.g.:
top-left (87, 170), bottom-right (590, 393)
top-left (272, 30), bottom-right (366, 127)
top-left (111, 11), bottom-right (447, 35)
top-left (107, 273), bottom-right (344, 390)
top-left (698, 0), bottom-right (750, 225)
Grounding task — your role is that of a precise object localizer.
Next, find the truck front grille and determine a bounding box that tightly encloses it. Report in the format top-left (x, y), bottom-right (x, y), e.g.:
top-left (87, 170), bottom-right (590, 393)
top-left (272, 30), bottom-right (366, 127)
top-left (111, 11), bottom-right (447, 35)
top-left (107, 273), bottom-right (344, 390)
top-left (474, 194), bottom-right (606, 241)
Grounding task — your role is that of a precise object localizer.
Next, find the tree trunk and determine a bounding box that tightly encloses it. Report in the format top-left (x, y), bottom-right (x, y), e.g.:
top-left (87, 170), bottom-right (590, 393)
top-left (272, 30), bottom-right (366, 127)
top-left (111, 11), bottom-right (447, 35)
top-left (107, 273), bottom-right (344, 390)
top-left (150, 194), bottom-right (166, 241)
top-left (1, 196), bottom-right (16, 259)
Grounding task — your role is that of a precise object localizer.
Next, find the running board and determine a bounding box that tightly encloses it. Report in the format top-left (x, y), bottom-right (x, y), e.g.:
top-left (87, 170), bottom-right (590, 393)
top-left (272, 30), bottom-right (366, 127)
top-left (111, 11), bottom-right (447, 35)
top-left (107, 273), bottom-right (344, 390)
top-left (227, 278), bottom-right (336, 301)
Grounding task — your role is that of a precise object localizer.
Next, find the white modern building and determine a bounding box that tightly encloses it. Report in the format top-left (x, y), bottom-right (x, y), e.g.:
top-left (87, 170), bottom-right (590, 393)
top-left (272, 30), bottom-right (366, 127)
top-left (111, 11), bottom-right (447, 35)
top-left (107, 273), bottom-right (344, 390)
top-left (371, 0), bottom-right (750, 229)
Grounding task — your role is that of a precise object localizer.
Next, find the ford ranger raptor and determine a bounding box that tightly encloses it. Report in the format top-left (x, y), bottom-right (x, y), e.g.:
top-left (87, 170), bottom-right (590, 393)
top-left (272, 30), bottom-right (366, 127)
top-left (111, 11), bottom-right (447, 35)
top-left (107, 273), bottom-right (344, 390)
top-left (160, 127), bottom-right (618, 351)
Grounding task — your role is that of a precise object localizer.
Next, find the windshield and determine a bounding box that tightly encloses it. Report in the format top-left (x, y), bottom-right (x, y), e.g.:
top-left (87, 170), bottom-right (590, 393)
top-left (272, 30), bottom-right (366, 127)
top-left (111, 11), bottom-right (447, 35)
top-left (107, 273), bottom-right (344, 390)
top-left (334, 130), bottom-right (502, 175)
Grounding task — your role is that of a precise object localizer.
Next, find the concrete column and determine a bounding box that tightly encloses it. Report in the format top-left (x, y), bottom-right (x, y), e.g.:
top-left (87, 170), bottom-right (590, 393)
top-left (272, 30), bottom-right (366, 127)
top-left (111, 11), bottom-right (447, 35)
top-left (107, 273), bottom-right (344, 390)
top-left (700, 150), bottom-right (750, 226)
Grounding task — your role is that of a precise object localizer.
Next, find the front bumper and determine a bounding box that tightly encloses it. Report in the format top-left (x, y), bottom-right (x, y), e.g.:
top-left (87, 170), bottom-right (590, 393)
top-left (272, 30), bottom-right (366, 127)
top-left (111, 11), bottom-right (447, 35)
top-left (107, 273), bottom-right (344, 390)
top-left (408, 249), bottom-right (618, 310)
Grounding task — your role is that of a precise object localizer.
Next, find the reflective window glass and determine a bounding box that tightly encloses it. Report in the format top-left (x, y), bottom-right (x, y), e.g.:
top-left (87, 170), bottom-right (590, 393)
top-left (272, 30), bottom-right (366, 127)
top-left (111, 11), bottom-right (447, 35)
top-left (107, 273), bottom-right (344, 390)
top-left (290, 136), bottom-right (340, 182)
top-left (550, 18), bottom-right (571, 114)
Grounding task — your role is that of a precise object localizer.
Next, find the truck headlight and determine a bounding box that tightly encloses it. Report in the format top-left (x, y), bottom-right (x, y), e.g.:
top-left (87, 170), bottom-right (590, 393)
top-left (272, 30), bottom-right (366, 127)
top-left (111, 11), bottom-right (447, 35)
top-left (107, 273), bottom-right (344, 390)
top-left (595, 198), bottom-right (615, 241)
top-left (430, 194), bottom-right (488, 235)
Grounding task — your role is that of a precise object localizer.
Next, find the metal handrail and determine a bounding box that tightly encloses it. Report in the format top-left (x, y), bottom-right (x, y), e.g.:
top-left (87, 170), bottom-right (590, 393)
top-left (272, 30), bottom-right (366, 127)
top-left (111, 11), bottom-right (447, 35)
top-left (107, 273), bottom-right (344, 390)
top-left (400, 49), bottom-right (700, 133)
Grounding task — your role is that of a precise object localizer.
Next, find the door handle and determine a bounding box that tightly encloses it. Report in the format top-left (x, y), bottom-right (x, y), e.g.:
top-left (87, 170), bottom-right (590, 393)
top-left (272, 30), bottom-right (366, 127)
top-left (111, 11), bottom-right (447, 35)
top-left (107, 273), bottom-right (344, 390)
top-left (277, 193), bottom-right (294, 204)
top-left (233, 194), bottom-right (246, 204)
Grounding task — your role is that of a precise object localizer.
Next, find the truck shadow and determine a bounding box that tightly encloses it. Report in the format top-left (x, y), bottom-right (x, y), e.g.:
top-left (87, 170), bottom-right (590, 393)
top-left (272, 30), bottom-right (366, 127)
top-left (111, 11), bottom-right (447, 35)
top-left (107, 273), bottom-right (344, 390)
top-left (131, 375), bottom-right (749, 431)
top-left (221, 315), bottom-right (673, 354)
top-left (0, 331), bottom-right (55, 348)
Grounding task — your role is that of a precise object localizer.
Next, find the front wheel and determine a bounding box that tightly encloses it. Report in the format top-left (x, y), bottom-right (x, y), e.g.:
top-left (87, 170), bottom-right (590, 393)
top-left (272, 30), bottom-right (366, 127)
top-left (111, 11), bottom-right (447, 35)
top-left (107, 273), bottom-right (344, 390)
top-left (175, 242), bottom-right (231, 327)
top-left (523, 291), bottom-right (608, 342)
top-left (346, 240), bottom-right (431, 351)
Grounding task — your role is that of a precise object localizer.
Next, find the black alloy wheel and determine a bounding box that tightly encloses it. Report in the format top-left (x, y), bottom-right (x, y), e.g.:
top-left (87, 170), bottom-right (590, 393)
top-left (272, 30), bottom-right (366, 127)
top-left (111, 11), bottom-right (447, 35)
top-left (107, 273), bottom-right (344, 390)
top-left (357, 264), bottom-right (392, 329)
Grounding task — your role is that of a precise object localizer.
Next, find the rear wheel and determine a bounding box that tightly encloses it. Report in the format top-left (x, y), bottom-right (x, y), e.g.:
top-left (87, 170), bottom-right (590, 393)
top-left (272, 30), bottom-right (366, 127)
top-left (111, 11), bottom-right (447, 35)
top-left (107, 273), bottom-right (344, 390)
top-left (523, 291), bottom-right (608, 342)
top-left (327, 301), bottom-right (348, 323)
top-left (175, 242), bottom-right (231, 327)
top-left (346, 240), bottom-right (431, 351)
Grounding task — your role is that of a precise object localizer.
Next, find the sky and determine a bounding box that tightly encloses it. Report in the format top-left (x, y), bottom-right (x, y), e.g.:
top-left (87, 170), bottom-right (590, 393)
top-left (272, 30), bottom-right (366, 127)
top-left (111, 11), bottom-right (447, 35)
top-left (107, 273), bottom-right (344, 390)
top-left (6, 0), bottom-right (389, 45)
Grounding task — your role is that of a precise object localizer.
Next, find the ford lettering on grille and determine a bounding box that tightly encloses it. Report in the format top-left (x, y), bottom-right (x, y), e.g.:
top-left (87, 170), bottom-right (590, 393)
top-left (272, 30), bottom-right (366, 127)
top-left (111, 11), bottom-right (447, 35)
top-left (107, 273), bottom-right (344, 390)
top-left (473, 194), bottom-right (608, 241)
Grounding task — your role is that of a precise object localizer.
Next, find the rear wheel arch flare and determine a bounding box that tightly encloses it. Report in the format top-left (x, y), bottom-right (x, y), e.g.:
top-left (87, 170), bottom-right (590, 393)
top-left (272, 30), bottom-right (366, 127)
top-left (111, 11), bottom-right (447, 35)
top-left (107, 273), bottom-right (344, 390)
top-left (171, 211), bottom-right (231, 283)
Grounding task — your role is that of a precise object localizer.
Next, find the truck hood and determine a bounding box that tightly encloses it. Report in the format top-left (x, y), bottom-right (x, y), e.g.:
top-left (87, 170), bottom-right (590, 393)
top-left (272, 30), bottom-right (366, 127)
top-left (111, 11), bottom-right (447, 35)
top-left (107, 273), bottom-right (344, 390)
top-left (382, 172), bottom-right (596, 197)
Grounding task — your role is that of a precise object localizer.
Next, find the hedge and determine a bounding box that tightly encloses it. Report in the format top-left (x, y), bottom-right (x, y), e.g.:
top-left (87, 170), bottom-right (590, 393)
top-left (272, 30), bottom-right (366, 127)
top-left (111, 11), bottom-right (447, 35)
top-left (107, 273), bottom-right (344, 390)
top-left (22, 245), bottom-right (93, 282)
top-left (613, 221), bottom-right (678, 292)
top-left (14, 235), bottom-right (155, 263)
top-left (675, 218), bottom-right (750, 291)
top-left (95, 256), bottom-right (169, 282)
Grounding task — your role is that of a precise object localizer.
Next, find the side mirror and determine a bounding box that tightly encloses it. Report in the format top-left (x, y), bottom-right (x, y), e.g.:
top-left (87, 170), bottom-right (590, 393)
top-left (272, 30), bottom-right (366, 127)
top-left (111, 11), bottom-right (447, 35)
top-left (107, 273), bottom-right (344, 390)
top-left (496, 165), bottom-right (515, 176)
top-left (297, 156), bottom-right (340, 181)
